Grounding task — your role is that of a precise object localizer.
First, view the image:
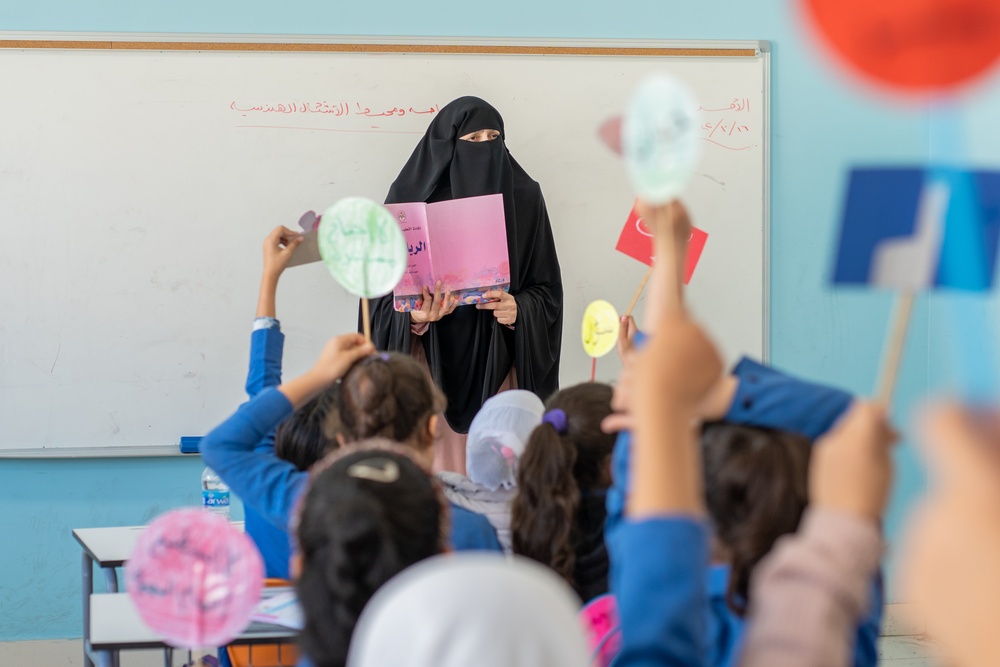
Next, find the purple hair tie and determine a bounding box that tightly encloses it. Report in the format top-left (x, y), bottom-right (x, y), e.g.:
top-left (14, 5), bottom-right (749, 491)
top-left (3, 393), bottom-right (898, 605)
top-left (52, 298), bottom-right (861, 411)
top-left (542, 408), bottom-right (568, 435)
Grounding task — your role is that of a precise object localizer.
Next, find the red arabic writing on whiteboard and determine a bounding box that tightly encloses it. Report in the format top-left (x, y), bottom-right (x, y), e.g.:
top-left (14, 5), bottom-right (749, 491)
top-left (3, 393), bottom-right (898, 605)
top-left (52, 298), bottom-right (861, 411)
top-left (229, 101), bottom-right (441, 118)
top-left (698, 97), bottom-right (750, 113)
top-left (697, 97), bottom-right (753, 151)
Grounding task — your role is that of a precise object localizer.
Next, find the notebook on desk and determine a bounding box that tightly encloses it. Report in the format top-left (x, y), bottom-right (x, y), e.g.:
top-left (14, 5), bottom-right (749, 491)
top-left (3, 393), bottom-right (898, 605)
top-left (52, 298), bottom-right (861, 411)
top-left (250, 589), bottom-right (303, 631)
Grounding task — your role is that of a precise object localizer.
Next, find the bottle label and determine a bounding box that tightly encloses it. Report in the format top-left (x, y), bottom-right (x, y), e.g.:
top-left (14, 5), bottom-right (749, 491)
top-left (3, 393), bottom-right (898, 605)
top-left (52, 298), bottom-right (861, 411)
top-left (202, 490), bottom-right (231, 508)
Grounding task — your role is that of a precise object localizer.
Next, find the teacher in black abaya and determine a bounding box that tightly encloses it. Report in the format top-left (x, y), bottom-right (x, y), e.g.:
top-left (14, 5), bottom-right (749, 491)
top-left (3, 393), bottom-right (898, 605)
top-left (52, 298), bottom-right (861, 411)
top-left (368, 96), bottom-right (563, 473)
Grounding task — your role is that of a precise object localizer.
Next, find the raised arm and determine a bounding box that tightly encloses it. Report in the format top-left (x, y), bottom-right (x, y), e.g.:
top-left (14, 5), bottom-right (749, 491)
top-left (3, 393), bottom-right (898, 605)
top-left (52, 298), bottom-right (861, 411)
top-left (246, 226), bottom-right (302, 397)
top-left (256, 225), bottom-right (302, 320)
top-left (637, 199), bottom-right (690, 331)
top-left (613, 198), bottom-right (724, 667)
top-left (203, 332), bottom-right (373, 532)
top-left (899, 404), bottom-right (1000, 666)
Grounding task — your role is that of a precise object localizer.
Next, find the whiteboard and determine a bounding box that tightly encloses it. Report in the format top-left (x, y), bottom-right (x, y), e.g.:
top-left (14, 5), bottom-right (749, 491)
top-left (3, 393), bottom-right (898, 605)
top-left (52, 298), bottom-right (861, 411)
top-left (0, 36), bottom-right (769, 452)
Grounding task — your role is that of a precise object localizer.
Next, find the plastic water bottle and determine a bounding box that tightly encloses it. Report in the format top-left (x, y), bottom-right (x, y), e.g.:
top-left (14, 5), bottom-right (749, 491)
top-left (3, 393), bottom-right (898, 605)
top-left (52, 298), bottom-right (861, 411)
top-left (201, 467), bottom-right (230, 519)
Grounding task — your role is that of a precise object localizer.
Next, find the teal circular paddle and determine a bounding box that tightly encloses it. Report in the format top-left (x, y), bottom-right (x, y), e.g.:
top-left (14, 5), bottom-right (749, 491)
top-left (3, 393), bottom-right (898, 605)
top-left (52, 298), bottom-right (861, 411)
top-left (317, 197), bottom-right (407, 299)
top-left (622, 75), bottom-right (701, 205)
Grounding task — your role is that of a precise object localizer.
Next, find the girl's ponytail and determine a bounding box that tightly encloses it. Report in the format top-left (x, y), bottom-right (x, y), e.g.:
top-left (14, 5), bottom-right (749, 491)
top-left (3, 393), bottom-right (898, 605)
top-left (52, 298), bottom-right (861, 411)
top-left (511, 414), bottom-right (580, 584)
top-left (511, 383), bottom-right (615, 591)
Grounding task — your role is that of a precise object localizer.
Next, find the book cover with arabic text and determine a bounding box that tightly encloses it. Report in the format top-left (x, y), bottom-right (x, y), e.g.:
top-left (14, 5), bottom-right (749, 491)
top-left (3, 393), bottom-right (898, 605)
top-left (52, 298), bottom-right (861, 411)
top-left (386, 194), bottom-right (510, 312)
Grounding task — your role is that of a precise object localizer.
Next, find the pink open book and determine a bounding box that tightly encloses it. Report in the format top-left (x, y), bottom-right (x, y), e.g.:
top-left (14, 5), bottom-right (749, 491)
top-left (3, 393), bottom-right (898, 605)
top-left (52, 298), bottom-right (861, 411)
top-left (385, 193), bottom-right (511, 312)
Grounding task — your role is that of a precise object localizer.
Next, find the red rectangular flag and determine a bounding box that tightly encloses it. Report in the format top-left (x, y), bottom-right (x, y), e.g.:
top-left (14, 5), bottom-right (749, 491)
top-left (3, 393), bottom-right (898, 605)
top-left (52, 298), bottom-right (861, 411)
top-left (615, 201), bottom-right (708, 284)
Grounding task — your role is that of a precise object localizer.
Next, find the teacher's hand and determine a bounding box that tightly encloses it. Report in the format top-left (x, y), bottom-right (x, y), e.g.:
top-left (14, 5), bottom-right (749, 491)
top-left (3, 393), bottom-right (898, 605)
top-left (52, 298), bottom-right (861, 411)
top-left (410, 281), bottom-right (459, 324)
top-left (477, 290), bottom-right (517, 326)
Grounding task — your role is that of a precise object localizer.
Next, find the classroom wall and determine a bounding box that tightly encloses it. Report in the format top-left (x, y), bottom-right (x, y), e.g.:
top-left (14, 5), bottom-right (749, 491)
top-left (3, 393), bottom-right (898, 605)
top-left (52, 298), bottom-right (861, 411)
top-left (0, 457), bottom-right (245, 639)
top-left (2, 0), bottom-right (996, 641)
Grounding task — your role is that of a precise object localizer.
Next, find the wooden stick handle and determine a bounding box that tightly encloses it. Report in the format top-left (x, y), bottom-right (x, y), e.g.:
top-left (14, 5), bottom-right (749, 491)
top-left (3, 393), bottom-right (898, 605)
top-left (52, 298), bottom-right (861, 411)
top-left (625, 266), bottom-right (654, 318)
top-left (361, 297), bottom-right (372, 344)
top-left (877, 292), bottom-right (915, 406)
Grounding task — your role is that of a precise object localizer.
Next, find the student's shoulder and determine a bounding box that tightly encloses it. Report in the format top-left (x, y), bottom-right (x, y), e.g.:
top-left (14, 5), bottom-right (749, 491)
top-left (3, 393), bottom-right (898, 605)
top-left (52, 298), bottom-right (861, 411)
top-left (448, 502), bottom-right (503, 552)
top-left (449, 502), bottom-right (489, 525)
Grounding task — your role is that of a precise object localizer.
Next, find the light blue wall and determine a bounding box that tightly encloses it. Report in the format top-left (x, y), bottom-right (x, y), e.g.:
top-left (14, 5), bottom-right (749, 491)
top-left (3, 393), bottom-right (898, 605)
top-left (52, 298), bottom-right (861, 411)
top-left (3, 0), bottom-right (999, 641)
top-left (0, 457), bottom-right (243, 639)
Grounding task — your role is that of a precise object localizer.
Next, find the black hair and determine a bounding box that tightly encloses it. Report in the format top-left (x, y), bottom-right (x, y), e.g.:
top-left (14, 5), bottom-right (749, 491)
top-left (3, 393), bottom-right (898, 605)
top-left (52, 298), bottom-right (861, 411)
top-left (511, 383), bottom-right (615, 590)
top-left (295, 440), bottom-right (446, 667)
top-left (701, 422), bottom-right (812, 615)
top-left (274, 384), bottom-right (340, 471)
top-left (337, 353), bottom-right (446, 455)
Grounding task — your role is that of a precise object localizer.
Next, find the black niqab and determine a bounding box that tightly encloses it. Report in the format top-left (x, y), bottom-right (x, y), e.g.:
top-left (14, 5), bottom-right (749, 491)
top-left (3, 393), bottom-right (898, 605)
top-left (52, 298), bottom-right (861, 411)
top-left (367, 97), bottom-right (563, 432)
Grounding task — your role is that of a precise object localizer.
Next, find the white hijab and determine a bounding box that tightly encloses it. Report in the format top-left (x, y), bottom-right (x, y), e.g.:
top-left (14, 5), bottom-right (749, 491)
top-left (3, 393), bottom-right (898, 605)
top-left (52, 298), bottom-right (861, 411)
top-left (347, 553), bottom-right (590, 667)
top-left (465, 389), bottom-right (545, 491)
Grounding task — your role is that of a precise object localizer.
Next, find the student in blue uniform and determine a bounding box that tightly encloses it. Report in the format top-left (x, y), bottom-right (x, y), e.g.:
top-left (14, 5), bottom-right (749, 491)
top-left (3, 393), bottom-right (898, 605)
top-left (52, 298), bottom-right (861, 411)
top-left (603, 201), bottom-right (881, 667)
top-left (238, 225), bottom-right (338, 580)
top-left (603, 356), bottom-right (880, 667)
top-left (610, 296), bottom-right (893, 667)
top-left (201, 248), bottom-right (502, 552)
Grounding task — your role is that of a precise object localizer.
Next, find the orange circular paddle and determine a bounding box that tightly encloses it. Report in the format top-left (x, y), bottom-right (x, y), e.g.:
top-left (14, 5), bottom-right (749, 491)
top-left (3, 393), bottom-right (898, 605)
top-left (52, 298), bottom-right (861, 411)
top-left (803, 0), bottom-right (1000, 94)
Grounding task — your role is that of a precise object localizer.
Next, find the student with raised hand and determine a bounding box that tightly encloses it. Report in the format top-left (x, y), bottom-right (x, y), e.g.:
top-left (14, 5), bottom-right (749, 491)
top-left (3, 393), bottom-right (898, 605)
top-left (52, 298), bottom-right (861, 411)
top-left (898, 404), bottom-right (1000, 666)
top-left (295, 442), bottom-right (448, 667)
top-left (740, 402), bottom-right (894, 667)
top-left (239, 225), bottom-right (341, 579)
top-left (437, 389), bottom-right (545, 554)
top-left (511, 382), bottom-right (616, 602)
top-left (602, 200), bottom-right (883, 665)
top-left (201, 328), bottom-right (502, 552)
top-left (248, 228), bottom-right (339, 476)
top-left (607, 200), bottom-right (852, 444)
top-left (608, 204), bottom-right (877, 666)
top-left (201, 329), bottom-right (372, 527)
top-left (613, 241), bottom-right (724, 667)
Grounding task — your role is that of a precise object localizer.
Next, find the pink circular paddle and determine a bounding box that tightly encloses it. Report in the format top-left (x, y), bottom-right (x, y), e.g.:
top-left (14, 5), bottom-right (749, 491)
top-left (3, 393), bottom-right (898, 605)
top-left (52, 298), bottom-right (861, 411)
top-left (126, 508), bottom-right (264, 647)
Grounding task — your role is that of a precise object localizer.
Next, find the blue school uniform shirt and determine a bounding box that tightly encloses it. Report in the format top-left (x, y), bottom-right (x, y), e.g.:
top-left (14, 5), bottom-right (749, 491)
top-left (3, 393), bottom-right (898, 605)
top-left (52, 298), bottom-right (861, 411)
top-left (607, 354), bottom-right (881, 667)
top-left (242, 321), bottom-right (293, 580)
top-left (201, 347), bottom-right (502, 555)
top-left (614, 518), bottom-right (710, 667)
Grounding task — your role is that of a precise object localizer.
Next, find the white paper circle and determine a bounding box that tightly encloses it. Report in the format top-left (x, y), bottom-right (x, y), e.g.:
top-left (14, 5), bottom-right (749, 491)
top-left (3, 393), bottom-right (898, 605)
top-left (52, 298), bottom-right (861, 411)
top-left (622, 75), bottom-right (701, 205)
